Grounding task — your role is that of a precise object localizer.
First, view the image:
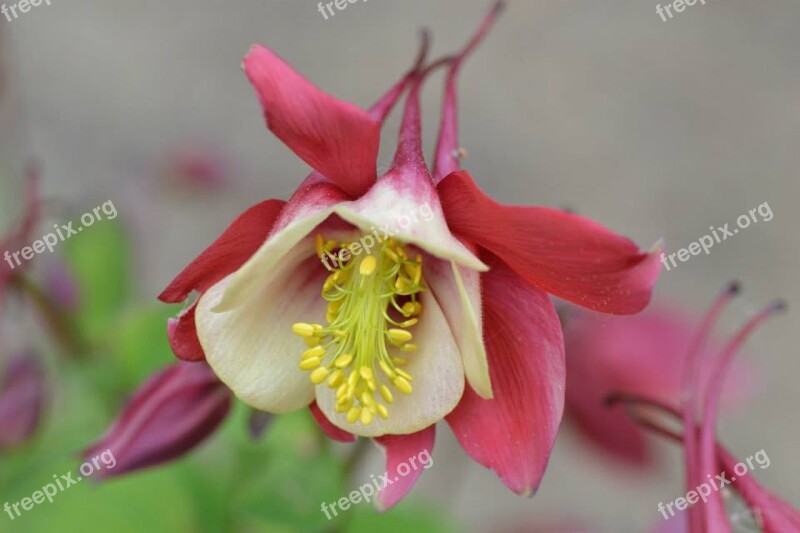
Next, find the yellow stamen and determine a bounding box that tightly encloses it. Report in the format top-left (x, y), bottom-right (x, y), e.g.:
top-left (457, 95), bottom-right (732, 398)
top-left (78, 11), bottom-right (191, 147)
top-left (310, 367), bottom-right (330, 384)
top-left (294, 236), bottom-right (425, 426)
top-left (299, 357), bottom-right (321, 370)
top-left (292, 323), bottom-right (316, 337)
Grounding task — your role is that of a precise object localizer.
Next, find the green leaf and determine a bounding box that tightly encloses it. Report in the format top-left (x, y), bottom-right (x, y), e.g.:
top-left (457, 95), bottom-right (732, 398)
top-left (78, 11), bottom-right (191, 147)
top-left (62, 218), bottom-right (130, 341)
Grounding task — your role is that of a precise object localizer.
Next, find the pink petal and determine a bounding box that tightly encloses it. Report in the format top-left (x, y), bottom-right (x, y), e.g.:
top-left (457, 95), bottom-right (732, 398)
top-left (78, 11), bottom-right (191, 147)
top-left (373, 425), bottom-right (435, 511)
top-left (309, 401), bottom-right (355, 444)
top-left (437, 170), bottom-right (661, 315)
top-left (446, 255), bottom-right (565, 496)
top-left (243, 45), bottom-right (380, 198)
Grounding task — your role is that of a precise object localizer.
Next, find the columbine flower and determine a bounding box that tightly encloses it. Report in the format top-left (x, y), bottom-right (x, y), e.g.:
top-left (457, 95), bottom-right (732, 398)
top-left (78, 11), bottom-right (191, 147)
top-left (610, 284), bottom-right (800, 532)
top-left (159, 3), bottom-right (661, 507)
top-left (0, 351), bottom-right (47, 451)
top-left (84, 362), bottom-right (231, 478)
top-left (562, 305), bottom-right (750, 468)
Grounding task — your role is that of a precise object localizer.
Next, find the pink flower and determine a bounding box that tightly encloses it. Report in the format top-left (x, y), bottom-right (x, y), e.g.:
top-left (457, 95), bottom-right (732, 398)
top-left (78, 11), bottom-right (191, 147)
top-left (84, 362), bottom-right (231, 478)
top-left (0, 352), bottom-right (47, 451)
top-left (611, 284), bottom-right (800, 532)
top-left (562, 305), bottom-right (750, 468)
top-left (159, 3), bottom-right (660, 507)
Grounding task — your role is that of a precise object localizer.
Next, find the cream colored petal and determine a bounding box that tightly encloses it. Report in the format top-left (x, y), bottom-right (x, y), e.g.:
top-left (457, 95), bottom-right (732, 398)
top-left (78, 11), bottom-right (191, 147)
top-left (316, 290), bottom-right (465, 437)
top-left (214, 206), bottom-right (335, 312)
top-left (195, 243), bottom-right (326, 413)
top-left (426, 258), bottom-right (492, 399)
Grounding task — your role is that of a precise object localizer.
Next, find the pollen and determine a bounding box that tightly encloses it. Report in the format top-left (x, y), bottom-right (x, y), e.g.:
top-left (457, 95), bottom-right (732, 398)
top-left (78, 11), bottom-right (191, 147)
top-left (292, 236), bottom-right (424, 427)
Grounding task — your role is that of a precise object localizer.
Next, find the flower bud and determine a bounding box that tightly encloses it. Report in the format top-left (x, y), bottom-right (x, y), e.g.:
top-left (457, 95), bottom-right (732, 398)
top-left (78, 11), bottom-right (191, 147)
top-left (0, 352), bottom-right (47, 451)
top-left (83, 362), bottom-right (231, 478)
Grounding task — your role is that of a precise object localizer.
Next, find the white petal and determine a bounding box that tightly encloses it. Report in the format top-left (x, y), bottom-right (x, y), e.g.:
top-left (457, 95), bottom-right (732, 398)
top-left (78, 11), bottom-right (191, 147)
top-left (215, 205), bottom-right (335, 312)
top-left (332, 167), bottom-right (487, 272)
top-left (316, 290), bottom-right (465, 437)
top-left (426, 258), bottom-right (492, 399)
top-left (195, 242), bottom-right (325, 413)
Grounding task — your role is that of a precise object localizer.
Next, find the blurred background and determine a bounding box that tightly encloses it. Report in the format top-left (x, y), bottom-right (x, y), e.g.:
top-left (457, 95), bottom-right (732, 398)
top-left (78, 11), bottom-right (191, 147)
top-left (0, 0), bottom-right (798, 531)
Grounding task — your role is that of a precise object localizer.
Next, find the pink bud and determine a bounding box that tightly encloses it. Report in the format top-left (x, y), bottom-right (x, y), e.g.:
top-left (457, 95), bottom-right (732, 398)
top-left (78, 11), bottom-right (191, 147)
top-left (84, 362), bottom-right (231, 478)
top-left (0, 352), bottom-right (47, 451)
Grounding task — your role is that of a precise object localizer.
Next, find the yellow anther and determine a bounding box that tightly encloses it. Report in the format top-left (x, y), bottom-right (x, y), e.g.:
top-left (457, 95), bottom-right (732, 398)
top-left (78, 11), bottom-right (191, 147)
top-left (336, 384), bottom-right (349, 400)
top-left (347, 407), bottom-right (361, 423)
top-left (359, 367), bottom-right (374, 381)
top-left (365, 379), bottom-right (377, 391)
top-left (399, 318), bottom-right (418, 328)
top-left (292, 323), bottom-right (316, 337)
top-left (387, 329), bottom-right (413, 344)
top-left (376, 404), bottom-right (389, 420)
top-left (360, 408), bottom-right (374, 425)
top-left (400, 344), bottom-right (417, 352)
top-left (360, 391), bottom-right (376, 407)
top-left (359, 255), bottom-right (377, 276)
top-left (299, 357), bottom-right (321, 370)
top-left (395, 276), bottom-right (410, 292)
top-left (347, 370), bottom-right (360, 388)
top-left (335, 398), bottom-right (352, 413)
top-left (310, 367), bottom-right (329, 384)
top-left (303, 336), bottom-right (322, 347)
top-left (327, 369), bottom-right (345, 388)
top-left (393, 376), bottom-right (413, 395)
top-left (379, 360), bottom-right (396, 379)
top-left (303, 346), bottom-right (326, 359)
top-left (393, 357), bottom-right (409, 365)
top-left (380, 384), bottom-right (394, 404)
top-left (335, 353), bottom-right (354, 368)
top-left (396, 368), bottom-right (414, 381)
top-left (401, 302), bottom-right (417, 316)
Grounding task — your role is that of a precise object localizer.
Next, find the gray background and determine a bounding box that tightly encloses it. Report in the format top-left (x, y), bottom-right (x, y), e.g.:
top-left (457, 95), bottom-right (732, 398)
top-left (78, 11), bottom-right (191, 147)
top-left (1, 1), bottom-right (798, 531)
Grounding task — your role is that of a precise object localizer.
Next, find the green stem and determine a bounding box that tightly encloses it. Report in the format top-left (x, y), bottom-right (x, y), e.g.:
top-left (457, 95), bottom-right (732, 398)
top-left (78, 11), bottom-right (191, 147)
top-left (11, 274), bottom-right (87, 357)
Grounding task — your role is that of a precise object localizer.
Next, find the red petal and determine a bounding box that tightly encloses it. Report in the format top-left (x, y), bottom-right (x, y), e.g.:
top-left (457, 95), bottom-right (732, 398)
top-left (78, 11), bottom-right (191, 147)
top-left (166, 303), bottom-right (204, 362)
top-left (243, 45), bottom-right (379, 197)
top-left (309, 401), bottom-right (355, 444)
top-left (446, 255), bottom-right (565, 496)
top-left (437, 171), bottom-right (661, 314)
top-left (158, 198), bottom-right (285, 303)
top-left (373, 425), bottom-right (435, 511)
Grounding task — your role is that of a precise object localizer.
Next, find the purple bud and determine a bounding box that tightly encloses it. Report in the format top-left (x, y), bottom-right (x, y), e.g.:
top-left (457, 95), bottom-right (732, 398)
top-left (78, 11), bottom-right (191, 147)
top-left (0, 352), bottom-right (47, 451)
top-left (247, 409), bottom-right (273, 440)
top-left (84, 362), bottom-right (231, 478)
